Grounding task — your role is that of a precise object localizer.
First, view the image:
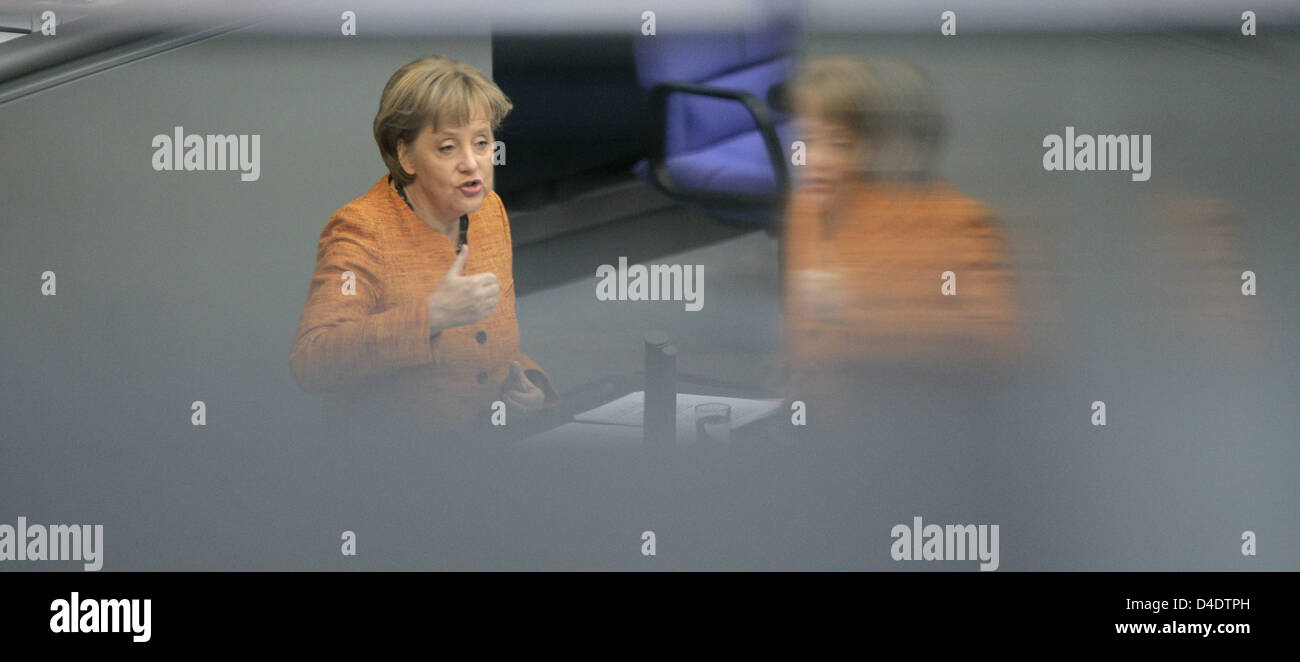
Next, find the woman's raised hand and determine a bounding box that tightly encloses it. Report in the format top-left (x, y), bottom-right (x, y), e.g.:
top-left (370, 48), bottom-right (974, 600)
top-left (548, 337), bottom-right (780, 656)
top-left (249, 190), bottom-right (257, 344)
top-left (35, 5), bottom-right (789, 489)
top-left (426, 245), bottom-right (499, 335)
top-left (793, 268), bottom-right (850, 324)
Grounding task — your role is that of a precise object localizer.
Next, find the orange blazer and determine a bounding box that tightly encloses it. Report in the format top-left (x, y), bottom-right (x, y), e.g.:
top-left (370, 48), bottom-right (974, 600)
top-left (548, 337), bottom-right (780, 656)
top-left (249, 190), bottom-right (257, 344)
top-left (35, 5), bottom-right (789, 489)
top-left (783, 177), bottom-right (1023, 381)
top-left (289, 175), bottom-right (558, 435)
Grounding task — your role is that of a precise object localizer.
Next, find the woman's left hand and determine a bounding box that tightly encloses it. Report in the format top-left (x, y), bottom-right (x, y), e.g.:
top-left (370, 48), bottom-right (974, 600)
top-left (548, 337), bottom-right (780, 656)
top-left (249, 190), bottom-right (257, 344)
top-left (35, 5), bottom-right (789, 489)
top-left (501, 360), bottom-right (546, 416)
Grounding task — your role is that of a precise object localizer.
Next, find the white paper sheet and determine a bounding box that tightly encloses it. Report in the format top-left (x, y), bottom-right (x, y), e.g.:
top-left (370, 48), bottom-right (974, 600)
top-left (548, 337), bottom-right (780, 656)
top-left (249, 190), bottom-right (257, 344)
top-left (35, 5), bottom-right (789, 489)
top-left (572, 391), bottom-right (783, 440)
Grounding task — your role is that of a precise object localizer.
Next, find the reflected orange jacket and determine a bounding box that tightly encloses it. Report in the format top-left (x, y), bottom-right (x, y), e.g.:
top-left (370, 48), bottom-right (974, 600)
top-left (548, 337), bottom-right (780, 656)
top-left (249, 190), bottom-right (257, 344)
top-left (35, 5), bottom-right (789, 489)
top-left (289, 175), bottom-right (558, 434)
top-left (783, 177), bottom-right (1023, 379)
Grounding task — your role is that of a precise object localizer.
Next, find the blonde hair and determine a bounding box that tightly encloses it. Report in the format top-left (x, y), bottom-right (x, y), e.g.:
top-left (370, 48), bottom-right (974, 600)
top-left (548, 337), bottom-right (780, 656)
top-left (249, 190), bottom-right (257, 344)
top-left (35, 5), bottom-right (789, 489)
top-left (789, 57), bottom-right (883, 146)
top-left (373, 55), bottom-right (512, 186)
top-left (791, 57), bottom-right (947, 177)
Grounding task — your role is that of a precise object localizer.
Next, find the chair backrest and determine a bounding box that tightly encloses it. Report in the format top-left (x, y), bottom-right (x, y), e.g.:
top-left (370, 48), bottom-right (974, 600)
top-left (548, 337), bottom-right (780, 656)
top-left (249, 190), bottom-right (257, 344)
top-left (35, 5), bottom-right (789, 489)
top-left (634, 2), bottom-right (800, 155)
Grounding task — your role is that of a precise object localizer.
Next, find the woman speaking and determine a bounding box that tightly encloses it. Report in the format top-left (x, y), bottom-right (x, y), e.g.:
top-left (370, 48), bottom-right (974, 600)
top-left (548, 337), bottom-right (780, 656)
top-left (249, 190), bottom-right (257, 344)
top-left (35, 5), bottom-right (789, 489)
top-left (289, 56), bottom-right (558, 441)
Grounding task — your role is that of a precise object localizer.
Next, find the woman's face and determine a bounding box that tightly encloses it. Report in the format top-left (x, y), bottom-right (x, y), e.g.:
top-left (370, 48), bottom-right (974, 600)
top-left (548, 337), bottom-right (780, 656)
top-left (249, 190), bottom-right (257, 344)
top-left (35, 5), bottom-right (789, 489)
top-left (398, 113), bottom-right (494, 223)
top-left (797, 114), bottom-right (865, 208)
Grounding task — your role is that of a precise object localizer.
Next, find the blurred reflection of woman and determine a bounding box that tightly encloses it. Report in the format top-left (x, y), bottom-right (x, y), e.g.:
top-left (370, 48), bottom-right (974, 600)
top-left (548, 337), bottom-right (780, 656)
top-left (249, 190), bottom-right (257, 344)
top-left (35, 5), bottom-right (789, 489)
top-left (783, 58), bottom-right (1023, 430)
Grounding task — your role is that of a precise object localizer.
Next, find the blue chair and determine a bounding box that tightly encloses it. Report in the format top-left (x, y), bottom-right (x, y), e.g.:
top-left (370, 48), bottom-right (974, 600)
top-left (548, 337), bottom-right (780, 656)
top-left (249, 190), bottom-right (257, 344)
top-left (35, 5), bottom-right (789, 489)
top-left (633, 3), bottom-right (800, 229)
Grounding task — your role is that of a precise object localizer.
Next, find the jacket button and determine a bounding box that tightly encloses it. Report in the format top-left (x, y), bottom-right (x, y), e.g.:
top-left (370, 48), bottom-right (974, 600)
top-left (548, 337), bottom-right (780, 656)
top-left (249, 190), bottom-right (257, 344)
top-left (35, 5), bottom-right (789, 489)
top-left (477, 371), bottom-right (488, 384)
top-left (476, 330), bottom-right (487, 344)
